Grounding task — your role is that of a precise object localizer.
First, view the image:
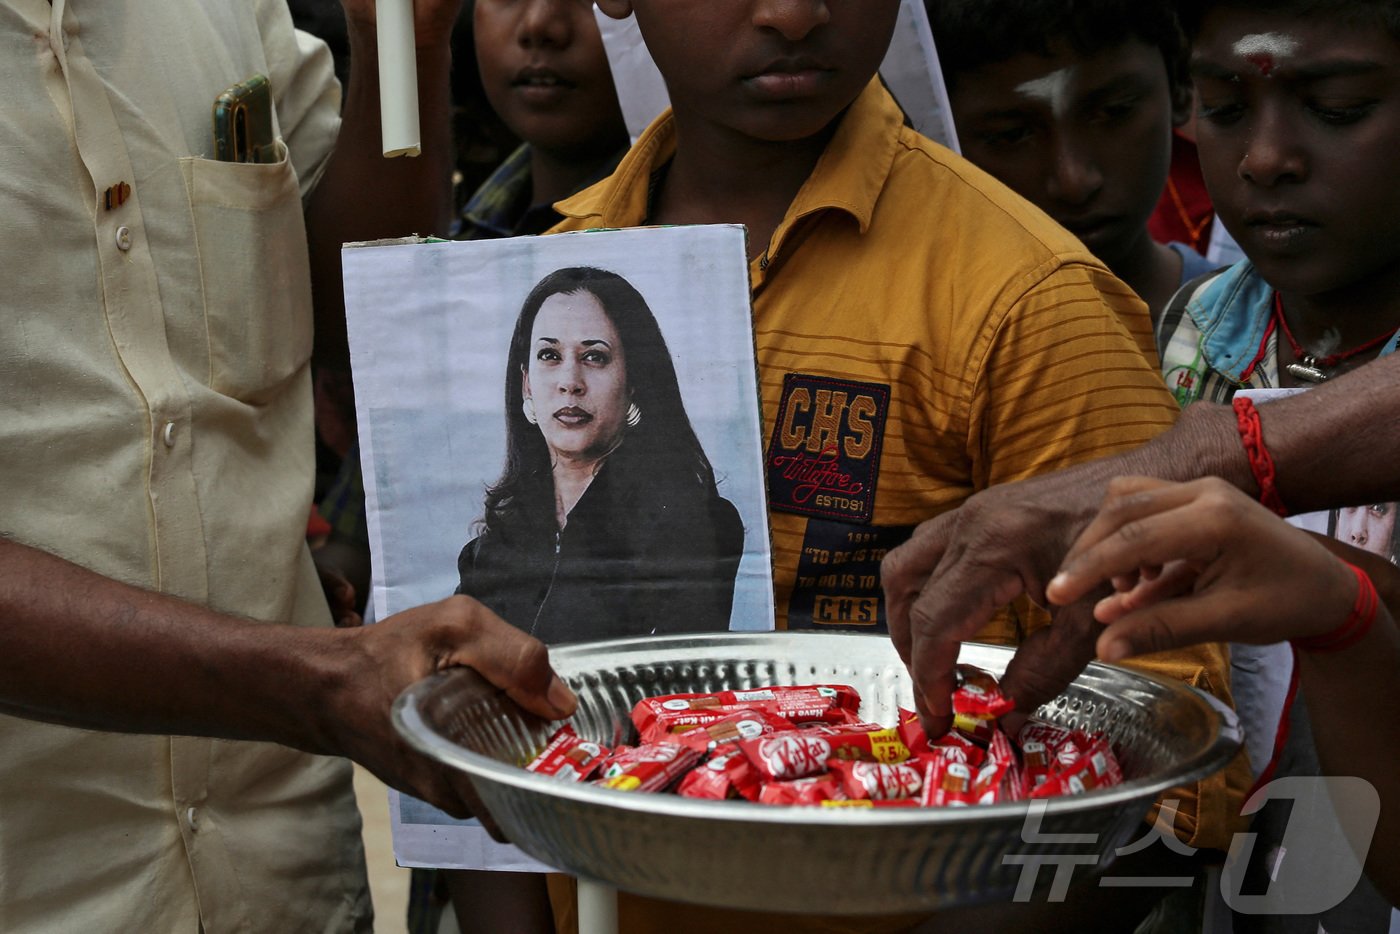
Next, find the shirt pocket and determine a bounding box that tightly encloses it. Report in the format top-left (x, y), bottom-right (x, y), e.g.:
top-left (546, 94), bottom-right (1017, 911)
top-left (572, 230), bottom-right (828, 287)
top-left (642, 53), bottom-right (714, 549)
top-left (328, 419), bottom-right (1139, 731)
top-left (179, 141), bottom-right (313, 404)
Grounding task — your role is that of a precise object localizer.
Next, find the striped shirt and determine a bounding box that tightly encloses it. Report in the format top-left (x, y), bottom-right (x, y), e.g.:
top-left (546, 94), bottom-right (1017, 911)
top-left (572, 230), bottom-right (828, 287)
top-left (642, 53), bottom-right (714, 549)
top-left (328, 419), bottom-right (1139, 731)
top-left (553, 80), bottom-right (1178, 636)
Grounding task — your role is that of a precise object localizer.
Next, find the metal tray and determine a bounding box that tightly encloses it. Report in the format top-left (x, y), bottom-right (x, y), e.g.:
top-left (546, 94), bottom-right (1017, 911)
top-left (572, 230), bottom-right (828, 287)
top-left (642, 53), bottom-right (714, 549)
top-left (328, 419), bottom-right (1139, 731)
top-left (393, 632), bottom-right (1239, 915)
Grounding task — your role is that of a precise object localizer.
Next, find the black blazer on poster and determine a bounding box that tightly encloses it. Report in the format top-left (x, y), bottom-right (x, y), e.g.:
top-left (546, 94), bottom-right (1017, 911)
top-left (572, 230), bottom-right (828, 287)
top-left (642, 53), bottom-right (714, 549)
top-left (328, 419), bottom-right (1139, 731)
top-left (456, 457), bottom-right (745, 644)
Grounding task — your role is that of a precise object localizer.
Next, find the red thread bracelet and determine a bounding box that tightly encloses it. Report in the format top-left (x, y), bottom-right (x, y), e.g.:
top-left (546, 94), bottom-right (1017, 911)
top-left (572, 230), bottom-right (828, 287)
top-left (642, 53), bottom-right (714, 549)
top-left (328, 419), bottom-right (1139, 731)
top-left (1292, 562), bottom-right (1379, 653)
top-left (1233, 396), bottom-right (1289, 516)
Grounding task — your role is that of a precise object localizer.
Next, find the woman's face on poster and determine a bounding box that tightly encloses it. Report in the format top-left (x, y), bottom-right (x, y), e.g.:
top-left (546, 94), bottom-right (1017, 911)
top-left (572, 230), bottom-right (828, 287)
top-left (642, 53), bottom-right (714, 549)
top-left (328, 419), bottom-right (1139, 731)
top-left (523, 290), bottom-right (630, 464)
top-left (1335, 502), bottom-right (1398, 559)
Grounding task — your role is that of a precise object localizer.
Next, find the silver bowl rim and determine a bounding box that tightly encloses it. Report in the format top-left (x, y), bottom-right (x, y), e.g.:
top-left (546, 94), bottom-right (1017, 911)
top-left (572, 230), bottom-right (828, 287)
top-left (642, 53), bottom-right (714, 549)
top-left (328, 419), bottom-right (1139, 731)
top-left (392, 634), bottom-right (1242, 828)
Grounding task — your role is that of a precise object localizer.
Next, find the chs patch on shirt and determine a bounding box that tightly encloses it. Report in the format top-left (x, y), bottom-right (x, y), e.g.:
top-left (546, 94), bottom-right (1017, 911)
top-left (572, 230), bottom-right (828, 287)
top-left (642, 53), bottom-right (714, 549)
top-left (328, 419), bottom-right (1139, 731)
top-left (787, 520), bottom-right (914, 632)
top-left (766, 374), bottom-right (889, 524)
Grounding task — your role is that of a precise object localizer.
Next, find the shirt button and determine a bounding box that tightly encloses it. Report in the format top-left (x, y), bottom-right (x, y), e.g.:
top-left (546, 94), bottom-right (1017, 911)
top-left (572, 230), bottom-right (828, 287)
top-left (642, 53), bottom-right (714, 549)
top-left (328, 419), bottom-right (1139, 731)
top-left (162, 421), bottom-right (176, 447)
top-left (115, 226), bottom-right (132, 251)
top-left (186, 806), bottom-right (198, 830)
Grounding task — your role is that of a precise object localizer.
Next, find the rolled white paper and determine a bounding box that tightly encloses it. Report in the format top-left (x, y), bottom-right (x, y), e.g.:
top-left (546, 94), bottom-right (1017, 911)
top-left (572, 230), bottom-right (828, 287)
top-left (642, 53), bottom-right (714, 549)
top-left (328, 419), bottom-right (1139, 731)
top-left (376, 0), bottom-right (421, 157)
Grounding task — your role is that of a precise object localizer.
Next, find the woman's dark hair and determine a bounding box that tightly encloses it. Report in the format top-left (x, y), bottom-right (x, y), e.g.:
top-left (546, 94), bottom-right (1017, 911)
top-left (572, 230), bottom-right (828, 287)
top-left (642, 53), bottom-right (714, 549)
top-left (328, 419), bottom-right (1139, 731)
top-left (928, 0), bottom-right (1191, 118)
top-left (479, 266), bottom-right (719, 533)
top-left (1175, 0), bottom-right (1400, 41)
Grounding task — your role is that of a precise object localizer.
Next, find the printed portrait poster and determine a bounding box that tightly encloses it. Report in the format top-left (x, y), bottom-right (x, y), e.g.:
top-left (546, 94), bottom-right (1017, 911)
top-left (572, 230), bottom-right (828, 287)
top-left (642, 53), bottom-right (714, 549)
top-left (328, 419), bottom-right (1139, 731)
top-left (595, 0), bottom-right (960, 151)
top-left (341, 224), bottom-right (775, 871)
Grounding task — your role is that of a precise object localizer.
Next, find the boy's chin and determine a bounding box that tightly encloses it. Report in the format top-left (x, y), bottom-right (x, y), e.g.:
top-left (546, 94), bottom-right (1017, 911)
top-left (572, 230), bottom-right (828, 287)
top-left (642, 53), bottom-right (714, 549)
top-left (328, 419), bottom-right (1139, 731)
top-left (726, 98), bottom-right (858, 146)
top-left (1253, 256), bottom-right (1376, 303)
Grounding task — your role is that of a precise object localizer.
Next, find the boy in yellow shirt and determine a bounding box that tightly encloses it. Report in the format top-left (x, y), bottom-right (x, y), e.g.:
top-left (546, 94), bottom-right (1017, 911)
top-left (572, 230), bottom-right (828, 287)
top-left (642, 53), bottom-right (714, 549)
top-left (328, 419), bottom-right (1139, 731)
top-left (545, 1), bottom-right (1250, 930)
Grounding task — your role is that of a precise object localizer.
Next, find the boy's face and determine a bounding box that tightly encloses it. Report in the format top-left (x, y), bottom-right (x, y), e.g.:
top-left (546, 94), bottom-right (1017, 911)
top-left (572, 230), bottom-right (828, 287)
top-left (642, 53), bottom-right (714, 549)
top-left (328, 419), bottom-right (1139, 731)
top-left (1192, 9), bottom-right (1400, 299)
top-left (598, 0), bottom-right (899, 143)
top-left (948, 39), bottom-right (1176, 271)
top-left (475, 0), bottom-right (627, 157)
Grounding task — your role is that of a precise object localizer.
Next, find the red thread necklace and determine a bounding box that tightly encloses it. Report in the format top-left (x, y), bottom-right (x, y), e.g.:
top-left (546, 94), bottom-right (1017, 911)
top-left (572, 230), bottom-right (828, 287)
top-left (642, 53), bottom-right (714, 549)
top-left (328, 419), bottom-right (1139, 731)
top-left (1273, 293), bottom-right (1400, 383)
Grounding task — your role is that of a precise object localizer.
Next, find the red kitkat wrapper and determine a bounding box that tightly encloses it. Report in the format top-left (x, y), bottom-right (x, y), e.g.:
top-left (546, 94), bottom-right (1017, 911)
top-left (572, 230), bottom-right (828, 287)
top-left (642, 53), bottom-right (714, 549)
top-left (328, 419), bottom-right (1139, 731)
top-left (740, 731), bottom-right (837, 782)
top-left (951, 665), bottom-right (1015, 744)
top-left (830, 759), bottom-right (925, 801)
top-left (596, 743), bottom-right (702, 793)
top-left (659, 709), bottom-right (794, 755)
top-left (896, 708), bottom-right (931, 756)
top-left (632, 685), bottom-right (863, 742)
top-left (758, 773), bottom-right (847, 806)
top-left (918, 756), bottom-right (976, 807)
top-left (1054, 732), bottom-right (1094, 768)
top-left (525, 726), bottom-right (610, 783)
top-left (1021, 739), bottom-right (1054, 792)
top-left (927, 731), bottom-right (987, 768)
top-left (952, 712), bottom-right (996, 746)
top-left (739, 723), bottom-right (910, 782)
top-left (971, 728), bottom-right (1018, 804)
top-left (1028, 734), bottom-right (1124, 799)
top-left (676, 749), bottom-right (761, 801)
top-left (1018, 719), bottom-right (1076, 755)
top-left (1067, 736), bottom-right (1124, 790)
top-left (953, 665), bottom-right (1016, 718)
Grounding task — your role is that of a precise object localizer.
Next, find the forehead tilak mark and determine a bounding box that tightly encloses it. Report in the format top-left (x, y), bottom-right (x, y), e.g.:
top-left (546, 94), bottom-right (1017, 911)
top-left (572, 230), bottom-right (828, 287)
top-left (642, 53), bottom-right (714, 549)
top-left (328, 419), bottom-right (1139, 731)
top-left (1233, 32), bottom-right (1301, 77)
top-left (1015, 67), bottom-right (1076, 117)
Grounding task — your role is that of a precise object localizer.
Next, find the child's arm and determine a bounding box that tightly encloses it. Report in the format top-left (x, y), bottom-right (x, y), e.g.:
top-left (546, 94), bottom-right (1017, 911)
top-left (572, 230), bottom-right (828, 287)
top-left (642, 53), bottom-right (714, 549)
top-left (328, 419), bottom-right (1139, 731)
top-left (1307, 533), bottom-right (1400, 619)
top-left (1048, 476), bottom-right (1400, 905)
top-left (306, 0), bottom-right (461, 370)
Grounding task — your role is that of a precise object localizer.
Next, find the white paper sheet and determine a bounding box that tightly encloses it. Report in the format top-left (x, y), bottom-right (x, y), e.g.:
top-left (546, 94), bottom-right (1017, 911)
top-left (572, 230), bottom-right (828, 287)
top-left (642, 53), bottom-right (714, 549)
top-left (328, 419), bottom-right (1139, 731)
top-left (342, 225), bottom-right (775, 870)
top-left (879, 0), bottom-right (960, 151)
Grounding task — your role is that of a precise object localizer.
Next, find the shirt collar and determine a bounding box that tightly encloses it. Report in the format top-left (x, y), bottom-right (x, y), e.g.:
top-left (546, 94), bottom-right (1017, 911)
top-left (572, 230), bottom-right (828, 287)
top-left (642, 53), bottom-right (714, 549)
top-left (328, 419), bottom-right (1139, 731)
top-left (778, 78), bottom-right (904, 238)
top-left (1185, 261), bottom-right (1276, 383)
top-left (461, 144), bottom-right (534, 239)
top-left (554, 78), bottom-right (905, 245)
top-left (1186, 260), bottom-right (1400, 382)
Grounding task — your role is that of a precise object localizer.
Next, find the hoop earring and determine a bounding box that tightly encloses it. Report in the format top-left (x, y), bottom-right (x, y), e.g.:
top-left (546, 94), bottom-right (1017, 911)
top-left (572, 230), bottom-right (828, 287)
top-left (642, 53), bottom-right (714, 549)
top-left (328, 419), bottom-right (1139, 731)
top-left (626, 402), bottom-right (642, 428)
top-left (523, 397), bottom-right (537, 425)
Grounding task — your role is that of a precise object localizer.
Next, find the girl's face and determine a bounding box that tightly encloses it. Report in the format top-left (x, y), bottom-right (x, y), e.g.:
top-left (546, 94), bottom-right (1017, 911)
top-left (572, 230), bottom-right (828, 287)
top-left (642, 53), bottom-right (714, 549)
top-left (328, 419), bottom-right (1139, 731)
top-left (522, 290), bottom-right (630, 464)
top-left (474, 0), bottom-right (627, 159)
top-left (1191, 10), bottom-right (1400, 303)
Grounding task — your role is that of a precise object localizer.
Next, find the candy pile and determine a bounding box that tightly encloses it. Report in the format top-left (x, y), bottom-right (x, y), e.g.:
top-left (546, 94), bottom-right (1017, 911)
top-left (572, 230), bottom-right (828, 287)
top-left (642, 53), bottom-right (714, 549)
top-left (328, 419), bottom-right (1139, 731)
top-left (523, 665), bottom-right (1123, 807)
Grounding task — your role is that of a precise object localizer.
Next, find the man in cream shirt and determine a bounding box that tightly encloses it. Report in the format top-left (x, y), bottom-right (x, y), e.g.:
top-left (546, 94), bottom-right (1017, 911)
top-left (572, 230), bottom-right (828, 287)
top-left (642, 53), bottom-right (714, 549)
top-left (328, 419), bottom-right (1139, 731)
top-left (0, 1), bottom-right (575, 930)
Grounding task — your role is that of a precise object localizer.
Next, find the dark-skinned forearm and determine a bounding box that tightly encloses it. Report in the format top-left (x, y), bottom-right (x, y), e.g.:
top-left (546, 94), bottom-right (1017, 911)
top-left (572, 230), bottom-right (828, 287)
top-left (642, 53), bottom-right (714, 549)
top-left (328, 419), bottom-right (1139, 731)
top-left (1101, 353), bottom-right (1400, 511)
top-left (0, 537), bottom-right (345, 754)
top-left (1257, 355), bottom-right (1400, 511)
top-left (305, 26), bottom-right (456, 370)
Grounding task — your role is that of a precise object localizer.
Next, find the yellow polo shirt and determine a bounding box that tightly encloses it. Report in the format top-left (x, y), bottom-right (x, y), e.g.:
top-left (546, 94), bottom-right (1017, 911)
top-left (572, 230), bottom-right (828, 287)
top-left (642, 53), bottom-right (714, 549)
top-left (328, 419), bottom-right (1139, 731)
top-left (554, 81), bottom-right (1177, 633)
top-left (549, 81), bottom-right (1248, 927)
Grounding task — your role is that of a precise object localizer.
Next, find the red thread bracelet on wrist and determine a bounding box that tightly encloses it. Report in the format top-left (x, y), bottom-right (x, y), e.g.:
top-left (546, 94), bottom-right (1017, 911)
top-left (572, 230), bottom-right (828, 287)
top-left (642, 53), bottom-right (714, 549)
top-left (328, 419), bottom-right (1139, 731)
top-left (1233, 396), bottom-right (1289, 516)
top-left (1291, 561), bottom-right (1379, 653)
